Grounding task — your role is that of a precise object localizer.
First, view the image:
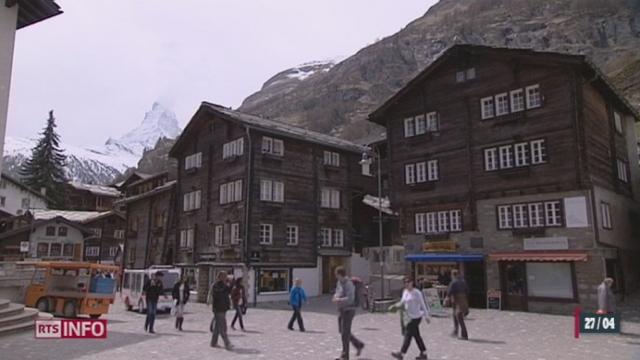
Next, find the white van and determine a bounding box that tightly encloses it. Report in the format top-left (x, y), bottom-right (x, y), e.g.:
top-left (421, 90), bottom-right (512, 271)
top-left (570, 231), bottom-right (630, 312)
top-left (121, 266), bottom-right (181, 313)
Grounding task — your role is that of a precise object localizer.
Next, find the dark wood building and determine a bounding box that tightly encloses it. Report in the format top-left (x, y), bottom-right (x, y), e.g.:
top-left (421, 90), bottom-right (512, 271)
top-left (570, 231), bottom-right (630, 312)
top-left (169, 103), bottom-right (376, 303)
top-left (65, 182), bottom-right (121, 211)
top-left (117, 172), bottom-right (176, 270)
top-left (369, 44), bottom-right (640, 313)
top-left (82, 211), bottom-right (126, 265)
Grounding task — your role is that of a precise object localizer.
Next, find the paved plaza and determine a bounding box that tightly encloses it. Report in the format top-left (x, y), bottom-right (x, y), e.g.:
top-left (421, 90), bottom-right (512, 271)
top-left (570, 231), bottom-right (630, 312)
top-left (2, 295), bottom-right (640, 360)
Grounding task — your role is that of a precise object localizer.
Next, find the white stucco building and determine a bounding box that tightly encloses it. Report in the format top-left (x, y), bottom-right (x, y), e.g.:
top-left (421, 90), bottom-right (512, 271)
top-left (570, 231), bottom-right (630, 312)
top-left (0, 0), bottom-right (62, 171)
top-left (0, 173), bottom-right (47, 216)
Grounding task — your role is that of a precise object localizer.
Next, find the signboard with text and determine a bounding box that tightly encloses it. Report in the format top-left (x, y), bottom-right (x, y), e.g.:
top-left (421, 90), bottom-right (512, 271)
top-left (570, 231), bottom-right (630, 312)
top-left (523, 237), bottom-right (569, 251)
top-left (423, 240), bottom-right (456, 252)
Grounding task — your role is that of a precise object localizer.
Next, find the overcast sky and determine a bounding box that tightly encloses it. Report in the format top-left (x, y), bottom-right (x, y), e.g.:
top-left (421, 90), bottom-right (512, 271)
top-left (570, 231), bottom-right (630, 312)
top-left (8, 0), bottom-right (436, 147)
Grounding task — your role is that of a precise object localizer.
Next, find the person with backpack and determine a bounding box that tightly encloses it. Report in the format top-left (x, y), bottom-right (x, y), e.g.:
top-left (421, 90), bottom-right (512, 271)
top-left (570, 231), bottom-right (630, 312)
top-left (172, 275), bottom-right (190, 331)
top-left (332, 266), bottom-right (365, 360)
top-left (207, 271), bottom-right (233, 350)
top-left (288, 278), bottom-right (307, 331)
top-left (230, 277), bottom-right (247, 331)
top-left (389, 276), bottom-right (430, 360)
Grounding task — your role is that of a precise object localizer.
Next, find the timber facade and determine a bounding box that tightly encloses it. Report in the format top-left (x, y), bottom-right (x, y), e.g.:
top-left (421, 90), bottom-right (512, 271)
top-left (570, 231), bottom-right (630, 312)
top-left (369, 45), bottom-right (640, 314)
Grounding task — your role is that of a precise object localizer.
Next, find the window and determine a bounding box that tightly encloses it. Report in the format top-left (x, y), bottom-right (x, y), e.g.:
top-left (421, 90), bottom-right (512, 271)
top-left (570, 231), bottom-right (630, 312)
top-left (320, 227), bottom-right (332, 247)
top-left (498, 205), bottom-right (513, 229)
top-left (495, 93), bottom-right (509, 116)
top-left (484, 148), bottom-right (498, 171)
top-left (426, 112), bottom-right (439, 132)
top-left (260, 180), bottom-right (285, 202)
top-left (528, 203), bottom-right (544, 227)
top-left (37, 243), bottom-right (49, 257)
top-left (183, 190), bottom-right (202, 211)
top-left (220, 180), bottom-right (243, 204)
top-left (416, 210), bottom-right (462, 233)
top-left (179, 229), bottom-right (194, 249)
top-left (262, 137), bottom-right (284, 156)
top-left (321, 188), bottom-right (340, 209)
top-left (223, 138), bottom-right (244, 159)
top-left (404, 118), bottom-right (415, 138)
top-left (456, 71), bottom-right (466, 83)
top-left (49, 243), bottom-right (62, 257)
top-left (510, 89), bottom-right (525, 112)
top-left (58, 227), bottom-right (68, 237)
top-left (545, 201), bottom-right (562, 226)
top-left (184, 152), bottom-right (202, 169)
top-left (415, 213), bottom-right (425, 234)
top-left (361, 162), bottom-right (372, 176)
top-left (0, 196), bottom-right (5, 207)
top-left (91, 228), bottom-right (102, 238)
top-left (466, 67), bottom-right (476, 80)
top-left (481, 97), bottom-right (495, 119)
top-left (109, 247), bottom-right (118, 257)
top-left (258, 269), bottom-right (289, 293)
top-left (286, 225), bottom-right (298, 246)
top-left (449, 210), bottom-right (462, 232)
top-left (514, 142), bottom-right (529, 167)
top-left (415, 162), bottom-right (426, 183)
top-left (613, 111), bottom-right (623, 134)
top-left (427, 160), bottom-right (439, 181)
top-left (601, 202), bottom-right (612, 230)
top-left (499, 145), bottom-right (514, 169)
top-left (405, 164), bottom-right (416, 184)
top-left (437, 211), bottom-right (449, 233)
top-left (45, 226), bottom-right (56, 236)
top-left (526, 84), bottom-right (541, 109)
top-left (85, 246), bottom-right (99, 257)
top-left (414, 115), bottom-right (426, 135)
top-left (214, 225), bottom-right (223, 246)
top-left (63, 243), bottom-right (74, 257)
top-left (617, 159), bottom-right (629, 183)
top-left (231, 223), bottom-right (241, 244)
top-left (259, 224), bottom-right (273, 245)
top-left (426, 213), bottom-right (437, 233)
top-left (21, 198), bottom-right (30, 209)
top-left (513, 204), bottom-right (528, 228)
top-left (526, 262), bottom-right (574, 299)
top-left (530, 140), bottom-right (547, 164)
top-left (456, 67), bottom-right (475, 82)
top-left (332, 229), bottom-right (344, 247)
top-left (323, 151), bottom-right (340, 166)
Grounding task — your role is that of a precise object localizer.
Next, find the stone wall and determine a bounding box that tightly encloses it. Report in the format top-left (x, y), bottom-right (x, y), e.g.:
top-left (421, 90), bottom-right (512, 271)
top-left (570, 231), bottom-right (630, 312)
top-left (0, 262), bottom-right (36, 303)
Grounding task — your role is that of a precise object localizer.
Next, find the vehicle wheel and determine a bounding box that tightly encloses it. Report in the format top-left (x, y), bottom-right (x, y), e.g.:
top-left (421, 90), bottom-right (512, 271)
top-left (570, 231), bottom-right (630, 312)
top-left (137, 300), bottom-right (145, 314)
top-left (89, 314), bottom-right (101, 319)
top-left (36, 297), bottom-right (50, 313)
top-left (63, 300), bottom-right (77, 318)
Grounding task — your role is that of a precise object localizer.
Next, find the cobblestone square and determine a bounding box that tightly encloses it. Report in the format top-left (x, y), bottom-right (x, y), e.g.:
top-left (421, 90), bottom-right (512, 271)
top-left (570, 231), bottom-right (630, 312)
top-left (2, 295), bottom-right (640, 360)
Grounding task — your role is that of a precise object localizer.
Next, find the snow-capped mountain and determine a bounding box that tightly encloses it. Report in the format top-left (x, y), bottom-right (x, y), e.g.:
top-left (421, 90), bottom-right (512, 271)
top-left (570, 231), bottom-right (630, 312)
top-left (2, 102), bottom-right (182, 185)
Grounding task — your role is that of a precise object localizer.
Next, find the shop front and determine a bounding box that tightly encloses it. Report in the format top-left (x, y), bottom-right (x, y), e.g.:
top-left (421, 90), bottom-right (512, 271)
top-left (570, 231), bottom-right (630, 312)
top-left (488, 251), bottom-right (588, 312)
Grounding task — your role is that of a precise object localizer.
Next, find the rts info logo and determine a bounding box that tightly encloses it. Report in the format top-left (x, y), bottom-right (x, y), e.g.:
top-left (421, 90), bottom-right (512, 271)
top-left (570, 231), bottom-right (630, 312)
top-left (35, 319), bottom-right (108, 339)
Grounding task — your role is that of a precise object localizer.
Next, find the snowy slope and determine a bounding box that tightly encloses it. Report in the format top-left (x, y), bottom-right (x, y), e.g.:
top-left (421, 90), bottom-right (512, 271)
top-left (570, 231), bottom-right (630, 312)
top-left (2, 102), bottom-right (181, 185)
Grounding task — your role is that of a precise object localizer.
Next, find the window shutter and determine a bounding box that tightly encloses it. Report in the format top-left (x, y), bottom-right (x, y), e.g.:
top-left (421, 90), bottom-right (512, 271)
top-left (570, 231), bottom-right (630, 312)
top-left (275, 182), bottom-right (284, 202)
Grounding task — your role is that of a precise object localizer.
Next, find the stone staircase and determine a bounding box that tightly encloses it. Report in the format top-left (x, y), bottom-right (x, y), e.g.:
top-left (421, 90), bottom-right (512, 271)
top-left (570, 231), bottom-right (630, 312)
top-left (0, 298), bottom-right (51, 336)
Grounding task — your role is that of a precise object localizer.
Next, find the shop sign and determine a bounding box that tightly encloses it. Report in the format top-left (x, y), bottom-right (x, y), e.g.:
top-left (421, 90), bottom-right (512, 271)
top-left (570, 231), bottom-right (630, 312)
top-left (20, 241), bottom-right (30, 253)
top-left (487, 289), bottom-right (501, 310)
top-left (422, 240), bottom-right (456, 252)
top-left (523, 237), bottom-right (569, 251)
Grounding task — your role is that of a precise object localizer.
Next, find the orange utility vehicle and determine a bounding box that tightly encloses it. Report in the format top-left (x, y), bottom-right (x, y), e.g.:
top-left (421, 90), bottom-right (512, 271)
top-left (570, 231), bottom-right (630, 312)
top-left (25, 262), bottom-right (119, 318)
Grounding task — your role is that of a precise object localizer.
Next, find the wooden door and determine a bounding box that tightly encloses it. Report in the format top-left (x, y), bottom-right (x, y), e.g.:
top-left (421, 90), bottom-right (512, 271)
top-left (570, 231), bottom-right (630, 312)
top-left (501, 262), bottom-right (528, 311)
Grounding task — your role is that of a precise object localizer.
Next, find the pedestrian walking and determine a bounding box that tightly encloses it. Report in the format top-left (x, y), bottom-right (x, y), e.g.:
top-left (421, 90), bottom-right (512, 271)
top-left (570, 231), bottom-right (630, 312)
top-left (445, 269), bottom-right (469, 340)
top-left (597, 277), bottom-right (616, 314)
top-left (389, 276), bottom-right (430, 360)
top-left (142, 271), bottom-right (164, 334)
top-left (207, 271), bottom-right (233, 350)
top-left (332, 266), bottom-right (365, 360)
top-left (288, 278), bottom-right (307, 331)
top-left (230, 277), bottom-right (247, 331)
top-left (172, 275), bottom-right (190, 331)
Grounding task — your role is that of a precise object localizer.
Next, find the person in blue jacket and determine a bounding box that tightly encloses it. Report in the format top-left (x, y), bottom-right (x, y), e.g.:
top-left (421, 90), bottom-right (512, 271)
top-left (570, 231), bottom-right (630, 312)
top-left (288, 278), bottom-right (307, 331)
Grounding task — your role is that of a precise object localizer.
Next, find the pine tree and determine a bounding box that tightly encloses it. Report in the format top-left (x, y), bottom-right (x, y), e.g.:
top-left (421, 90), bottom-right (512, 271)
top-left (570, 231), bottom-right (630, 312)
top-left (20, 110), bottom-right (68, 208)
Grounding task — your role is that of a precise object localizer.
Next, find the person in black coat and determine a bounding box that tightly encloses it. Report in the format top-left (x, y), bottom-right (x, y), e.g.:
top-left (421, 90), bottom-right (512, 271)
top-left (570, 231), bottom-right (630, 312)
top-left (207, 271), bottom-right (233, 350)
top-left (172, 276), bottom-right (190, 331)
top-left (143, 272), bottom-right (164, 333)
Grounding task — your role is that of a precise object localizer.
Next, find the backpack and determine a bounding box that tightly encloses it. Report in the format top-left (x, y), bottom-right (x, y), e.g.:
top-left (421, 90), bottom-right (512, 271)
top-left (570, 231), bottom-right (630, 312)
top-left (351, 277), bottom-right (364, 307)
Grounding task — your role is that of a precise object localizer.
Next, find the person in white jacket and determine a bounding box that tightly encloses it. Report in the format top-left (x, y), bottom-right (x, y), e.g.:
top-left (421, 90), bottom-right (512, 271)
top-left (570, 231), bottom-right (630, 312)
top-left (389, 276), bottom-right (430, 360)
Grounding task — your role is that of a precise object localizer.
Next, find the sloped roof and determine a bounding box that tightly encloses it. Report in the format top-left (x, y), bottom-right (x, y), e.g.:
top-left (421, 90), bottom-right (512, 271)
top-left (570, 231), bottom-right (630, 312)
top-left (68, 182), bottom-right (121, 197)
top-left (368, 44), bottom-right (640, 123)
top-left (116, 180), bottom-right (176, 205)
top-left (0, 216), bottom-right (92, 240)
top-left (1, 173), bottom-right (49, 202)
top-left (15, 0), bottom-right (62, 30)
top-left (171, 102), bottom-right (367, 156)
top-left (30, 209), bottom-right (109, 224)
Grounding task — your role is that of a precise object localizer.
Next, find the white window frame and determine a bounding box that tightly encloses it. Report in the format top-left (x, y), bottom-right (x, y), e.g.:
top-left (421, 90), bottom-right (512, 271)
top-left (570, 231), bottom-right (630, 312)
top-left (481, 96), bottom-right (495, 119)
top-left (214, 225), bottom-right (224, 246)
top-left (404, 117), bottom-right (415, 138)
top-left (528, 203), bottom-right (544, 228)
top-left (510, 89), bottom-right (525, 112)
top-left (85, 246), bottom-right (100, 257)
top-left (530, 139), bottom-right (547, 165)
top-left (427, 159), bottom-right (439, 181)
top-left (286, 225), bottom-right (299, 246)
top-left (320, 188), bottom-right (340, 209)
top-left (545, 201), bottom-right (562, 226)
top-left (484, 148), bottom-right (498, 171)
top-left (180, 229), bottom-right (194, 249)
top-left (498, 205), bottom-right (513, 229)
top-left (514, 142), bottom-right (529, 167)
top-left (437, 211), bottom-right (449, 233)
top-left (449, 210), bottom-right (462, 232)
top-left (617, 159), bottom-right (629, 183)
top-left (495, 92), bottom-right (509, 116)
top-left (601, 202), bottom-right (612, 229)
top-left (320, 227), bottom-right (332, 247)
top-left (185, 152), bottom-right (202, 170)
top-left (426, 112), bottom-right (439, 132)
top-left (513, 204), bottom-right (528, 228)
top-left (613, 111), bottom-right (623, 134)
top-left (426, 212), bottom-right (437, 234)
top-left (526, 84), bottom-right (541, 109)
top-left (108, 246), bottom-right (118, 257)
top-left (114, 229), bottom-right (125, 239)
top-left (415, 162), bottom-right (427, 183)
top-left (220, 180), bottom-right (243, 204)
top-left (405, 164), bottom-right (416, 184)
top-left (332, 229), bottom-right (344, 247)
top-left (499, 145), bottom-right (514, 169)
top-left (323, 151), bottom-right (340, 166)
top-left (183, 190), bottom-right (202, 211)
top-left (415, 213), bottom-right (426, 234)
top-left (262, 137), bottom-right (284, 156)
top-left (414, 114), bottom-right (426, 135)
top-left (223, 138), bottom-right (244, 159)
top-left (259, 224), bottom-right (273, 245)
top-left (91, 228), bottom-right (102, 238)
top-left (231, 223), bottom-right (241, 244)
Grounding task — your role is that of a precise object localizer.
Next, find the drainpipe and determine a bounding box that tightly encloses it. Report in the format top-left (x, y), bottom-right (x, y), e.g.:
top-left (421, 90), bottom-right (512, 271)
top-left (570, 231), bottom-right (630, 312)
top-left (243, 126), bottom-right (256, 306)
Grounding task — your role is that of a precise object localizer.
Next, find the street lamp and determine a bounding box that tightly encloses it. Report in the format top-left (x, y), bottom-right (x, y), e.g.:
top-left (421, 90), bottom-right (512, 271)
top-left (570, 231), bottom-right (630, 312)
top-left (359, 147), bottom-right (385, 301)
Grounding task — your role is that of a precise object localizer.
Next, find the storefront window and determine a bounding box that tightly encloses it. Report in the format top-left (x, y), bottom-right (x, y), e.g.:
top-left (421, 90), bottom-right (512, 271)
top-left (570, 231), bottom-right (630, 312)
top-left (258, 269), bottom-right (289, 293)
top-left (37, 243), bottom-right (49, 257)
top-left (63, 244), bottom-right (74, 257)
top-left (526, 262), bottom-right (574, 299)
top-left (49, 243), bottom-right (62, 257)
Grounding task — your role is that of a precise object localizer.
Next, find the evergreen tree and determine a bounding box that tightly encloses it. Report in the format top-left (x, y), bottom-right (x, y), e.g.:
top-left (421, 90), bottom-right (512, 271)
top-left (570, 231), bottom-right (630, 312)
top-left (20, 110), bottom-right (68, 208)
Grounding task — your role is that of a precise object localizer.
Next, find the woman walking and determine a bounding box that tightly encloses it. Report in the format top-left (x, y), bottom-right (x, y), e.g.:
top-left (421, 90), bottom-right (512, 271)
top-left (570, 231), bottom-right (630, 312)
top-left (389, 276), bottom-right (430, 360)
top-left (172, 276), bottom-right (190, 331)
top-left (230, 277), bottom-right (246, 331)
top-left (288, 278), bottom-right (307, 331)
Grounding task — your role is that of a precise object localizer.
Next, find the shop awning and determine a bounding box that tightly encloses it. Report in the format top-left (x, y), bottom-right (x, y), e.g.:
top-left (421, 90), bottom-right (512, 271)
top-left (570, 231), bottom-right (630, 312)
top-left (488, 251), bottom-right (588, 262)
top-left (405, 253), bottom-right (484, 263)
